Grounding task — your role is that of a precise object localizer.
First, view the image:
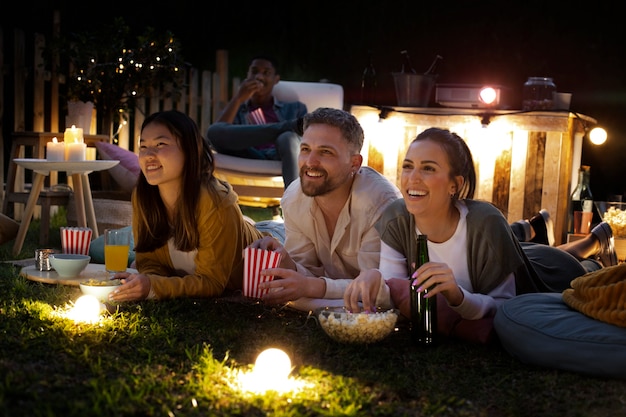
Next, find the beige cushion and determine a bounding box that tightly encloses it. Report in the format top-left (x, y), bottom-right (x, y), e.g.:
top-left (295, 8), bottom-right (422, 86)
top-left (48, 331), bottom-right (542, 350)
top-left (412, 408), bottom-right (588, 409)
top-left (273, 81), bottom-right (344, 111)
top-left (213, 153), bottom-right (282, 175)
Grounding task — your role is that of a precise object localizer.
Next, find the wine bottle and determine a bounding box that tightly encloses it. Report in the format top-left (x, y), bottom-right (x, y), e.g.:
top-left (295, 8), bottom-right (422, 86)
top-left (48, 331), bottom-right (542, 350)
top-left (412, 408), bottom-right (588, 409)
top-left (568, 165), bottom-right (593, 234)
top-left (410, 234), bottom-right (437, 346)
top-left (400, 50), bottom-right (416, 74)
top-left (361, 51), bottom-right (377, 104)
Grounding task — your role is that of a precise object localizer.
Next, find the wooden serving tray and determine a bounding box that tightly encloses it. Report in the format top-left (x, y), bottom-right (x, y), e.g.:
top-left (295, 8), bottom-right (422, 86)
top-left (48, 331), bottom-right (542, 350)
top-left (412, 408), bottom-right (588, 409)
top-left (20, 264), bottom-right (136, 286)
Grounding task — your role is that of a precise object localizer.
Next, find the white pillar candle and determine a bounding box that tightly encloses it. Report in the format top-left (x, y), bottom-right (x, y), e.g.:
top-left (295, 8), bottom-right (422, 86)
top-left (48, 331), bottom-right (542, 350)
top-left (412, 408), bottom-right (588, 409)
top-left (64, 125), bottom-right (84, 144)
top-left (85, 147), bottom-right (97, 161)
top-left (66, 141), bottom-right (86, 161)
top-left (46, 137), bottom-right (65, 161)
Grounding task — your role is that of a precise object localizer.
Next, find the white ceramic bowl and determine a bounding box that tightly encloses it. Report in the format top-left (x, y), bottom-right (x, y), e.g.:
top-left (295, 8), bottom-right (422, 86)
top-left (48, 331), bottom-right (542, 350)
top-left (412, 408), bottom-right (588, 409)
top-left (79, 279), bottom-right (122, 302)
top-left (49, 254), bottom-right (90, 277)
top-left (317, 307), bottom-right (399, 344)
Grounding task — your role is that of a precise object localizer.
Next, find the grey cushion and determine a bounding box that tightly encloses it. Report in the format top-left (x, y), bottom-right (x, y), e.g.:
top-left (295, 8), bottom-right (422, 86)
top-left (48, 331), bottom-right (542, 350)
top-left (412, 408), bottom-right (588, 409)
top-left (494, 293), bottom-right (626, 379)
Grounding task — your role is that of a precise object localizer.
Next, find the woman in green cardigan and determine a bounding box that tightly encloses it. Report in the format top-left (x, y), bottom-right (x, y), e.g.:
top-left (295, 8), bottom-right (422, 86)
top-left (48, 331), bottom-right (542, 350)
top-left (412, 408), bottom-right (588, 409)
top-left (344, 127), bottom-right (614, 343)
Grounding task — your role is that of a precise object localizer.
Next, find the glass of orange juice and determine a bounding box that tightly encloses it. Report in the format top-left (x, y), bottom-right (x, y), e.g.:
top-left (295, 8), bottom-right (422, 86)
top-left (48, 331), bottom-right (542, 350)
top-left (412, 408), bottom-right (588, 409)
top-left (104, 228), bottom-right (131, 273)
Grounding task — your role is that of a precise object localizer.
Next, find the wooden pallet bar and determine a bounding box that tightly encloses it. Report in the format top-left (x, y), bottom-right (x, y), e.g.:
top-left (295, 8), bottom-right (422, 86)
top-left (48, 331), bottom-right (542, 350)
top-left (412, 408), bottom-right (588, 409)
top-left (351, 105), bottom-right (595, 245)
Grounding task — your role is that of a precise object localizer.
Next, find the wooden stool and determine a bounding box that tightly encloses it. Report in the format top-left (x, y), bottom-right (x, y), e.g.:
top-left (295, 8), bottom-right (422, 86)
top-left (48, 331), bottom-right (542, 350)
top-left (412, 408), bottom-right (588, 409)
top-left (0, 213), bottom-right (19, 246)
top-left (3, 132), bottom-right (51, 219)
top-left (6, 189), bottom-right (71, 245)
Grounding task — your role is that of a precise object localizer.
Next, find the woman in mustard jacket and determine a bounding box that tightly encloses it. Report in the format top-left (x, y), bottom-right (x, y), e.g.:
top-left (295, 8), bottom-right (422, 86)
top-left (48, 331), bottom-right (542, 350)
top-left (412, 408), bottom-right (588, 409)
top-left (109, 110), bottom-right (263, 301)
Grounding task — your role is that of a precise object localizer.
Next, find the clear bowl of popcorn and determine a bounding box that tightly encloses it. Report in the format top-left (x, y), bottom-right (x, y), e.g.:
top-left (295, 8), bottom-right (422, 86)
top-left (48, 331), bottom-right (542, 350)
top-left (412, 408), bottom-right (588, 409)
top-left (595, 201), bottom-right (626, 263)
top-left (316, 307), bottom-right (399, 344)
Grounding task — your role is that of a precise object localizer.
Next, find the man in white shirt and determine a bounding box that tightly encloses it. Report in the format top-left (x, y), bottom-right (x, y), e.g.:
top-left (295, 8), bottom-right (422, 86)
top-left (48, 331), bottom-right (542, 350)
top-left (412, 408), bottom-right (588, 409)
top-left (249, 107), bottom-right (401, 311)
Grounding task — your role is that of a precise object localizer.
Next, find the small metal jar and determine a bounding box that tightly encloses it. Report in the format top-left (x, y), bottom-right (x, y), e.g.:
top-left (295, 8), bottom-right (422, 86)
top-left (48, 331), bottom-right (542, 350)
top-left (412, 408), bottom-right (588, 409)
top-left (35, 248), bottom-right (55, 271)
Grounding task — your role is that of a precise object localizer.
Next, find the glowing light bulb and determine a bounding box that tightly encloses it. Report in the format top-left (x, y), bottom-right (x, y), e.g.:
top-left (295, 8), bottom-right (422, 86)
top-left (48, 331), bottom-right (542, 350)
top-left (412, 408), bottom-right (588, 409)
top-left (254, 348), bottom-right (292, 381)
top-left (69, 295), bottom-right (102, 323)
top-left (589, 127), bottom-right (607, 145)
top-left (479, 87), bottom-right (497, 105)
top-left (237, 348), bottom-right (292, 394)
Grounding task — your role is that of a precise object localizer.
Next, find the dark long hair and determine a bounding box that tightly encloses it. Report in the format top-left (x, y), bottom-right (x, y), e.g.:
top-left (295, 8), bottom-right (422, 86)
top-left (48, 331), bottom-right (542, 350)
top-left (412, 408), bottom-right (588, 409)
top-left (413, 127), bottom-right (476, 200)
top-left (133, 110), bottom-right (216, 252)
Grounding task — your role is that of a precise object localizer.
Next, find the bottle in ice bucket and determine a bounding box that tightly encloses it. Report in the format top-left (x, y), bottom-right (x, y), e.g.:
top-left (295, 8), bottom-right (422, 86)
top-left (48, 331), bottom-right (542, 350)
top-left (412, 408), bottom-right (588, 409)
top-left (424, 55), bottom-right (443, 76)
top-left (400, 50), bottom-right (416, 73)
top-left (360, 50), bottom-right (377, 105)
top-left (393, 50), bottom-right (439, 107)
top-left (410, 234), bottom-right (437, 346)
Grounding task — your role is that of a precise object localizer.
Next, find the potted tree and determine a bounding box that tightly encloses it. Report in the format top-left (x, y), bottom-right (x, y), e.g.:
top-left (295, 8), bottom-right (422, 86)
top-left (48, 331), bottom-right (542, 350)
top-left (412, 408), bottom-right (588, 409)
top-left (55, 17), bottom-right (186, 141)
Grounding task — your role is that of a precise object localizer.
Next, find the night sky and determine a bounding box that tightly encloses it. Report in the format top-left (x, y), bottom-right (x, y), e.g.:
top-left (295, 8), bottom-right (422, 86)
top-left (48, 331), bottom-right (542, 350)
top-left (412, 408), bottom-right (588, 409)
top-left (4, 1), bottom-right (626, 199)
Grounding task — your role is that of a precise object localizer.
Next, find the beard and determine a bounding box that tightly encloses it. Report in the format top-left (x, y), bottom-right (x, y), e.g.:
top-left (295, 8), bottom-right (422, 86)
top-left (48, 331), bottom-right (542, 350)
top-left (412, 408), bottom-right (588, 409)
top-left (300, 166), bottom-right (352, 197)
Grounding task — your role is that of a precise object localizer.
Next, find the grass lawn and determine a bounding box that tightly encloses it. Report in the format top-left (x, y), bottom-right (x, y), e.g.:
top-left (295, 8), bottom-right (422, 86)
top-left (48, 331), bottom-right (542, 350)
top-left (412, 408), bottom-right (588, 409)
top-left (1, 208), bottom-right (625, 416)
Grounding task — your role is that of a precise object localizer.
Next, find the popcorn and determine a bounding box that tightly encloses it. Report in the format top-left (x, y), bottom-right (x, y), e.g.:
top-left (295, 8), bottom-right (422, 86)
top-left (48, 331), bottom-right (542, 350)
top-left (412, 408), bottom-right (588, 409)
top-left (81, 279), bottom-right (121, 287)
top-left (602, 206), bottom-right (626, 238)
top-left (318, 308), bottom-right (398, 344)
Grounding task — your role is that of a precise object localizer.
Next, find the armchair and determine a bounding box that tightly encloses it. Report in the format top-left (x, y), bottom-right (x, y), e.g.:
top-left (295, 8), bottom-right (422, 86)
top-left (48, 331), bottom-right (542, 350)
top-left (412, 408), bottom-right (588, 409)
top-left (212, 80), bottom-right (344, 208)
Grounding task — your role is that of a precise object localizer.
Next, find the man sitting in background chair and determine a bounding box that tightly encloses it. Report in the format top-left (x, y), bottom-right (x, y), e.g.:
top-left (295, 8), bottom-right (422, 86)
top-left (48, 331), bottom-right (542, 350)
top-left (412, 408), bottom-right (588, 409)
top-left (207, 54), bottom-right (307, 189)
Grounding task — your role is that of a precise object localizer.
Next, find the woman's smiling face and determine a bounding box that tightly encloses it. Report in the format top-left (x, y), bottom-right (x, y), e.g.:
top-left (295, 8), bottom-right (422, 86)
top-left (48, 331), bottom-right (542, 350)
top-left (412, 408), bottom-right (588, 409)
top-left (138, 121), bottom-right (185, 188)
top-left (401, 139), bottom-right (459, 217)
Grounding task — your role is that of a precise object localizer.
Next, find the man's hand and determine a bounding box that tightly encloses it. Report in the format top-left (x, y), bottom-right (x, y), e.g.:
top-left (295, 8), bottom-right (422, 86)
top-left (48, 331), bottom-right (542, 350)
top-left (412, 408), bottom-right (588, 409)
top-left (234, 78), bottom-right (262, 102)
top-left (247, 236), bottom-right (295, 270)
top-left (258, 268), bottom-right (324, 305)
top-left (344, 269), bottom-right (382, 313)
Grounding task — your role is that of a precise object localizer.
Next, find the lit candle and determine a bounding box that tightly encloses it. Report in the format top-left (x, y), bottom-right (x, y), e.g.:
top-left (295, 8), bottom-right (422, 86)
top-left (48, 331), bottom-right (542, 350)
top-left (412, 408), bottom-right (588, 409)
top-left (64, 125), bottom-right (84, 144)
top-left (66, 140), bottom-right (86, 161)
top-left (46, 137), bottom-right (65, 161)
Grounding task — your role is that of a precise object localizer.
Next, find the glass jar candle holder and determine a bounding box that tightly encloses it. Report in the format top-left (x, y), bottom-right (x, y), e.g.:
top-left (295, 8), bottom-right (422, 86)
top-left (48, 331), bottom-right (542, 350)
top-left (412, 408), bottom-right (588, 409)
top-left (522, 77), bottom-right (556, 111)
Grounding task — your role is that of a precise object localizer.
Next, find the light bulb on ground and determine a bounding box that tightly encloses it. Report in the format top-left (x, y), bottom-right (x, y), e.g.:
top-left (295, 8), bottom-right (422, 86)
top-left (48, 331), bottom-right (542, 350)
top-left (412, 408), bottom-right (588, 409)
top-left (254, 348), bottom-right (292, 382)
top-left (589, 127), bottom-right (607, 145)
top-left (237, 348), bottom-right (294, 394)
top-left (68, 294), bottom-right (102, 323)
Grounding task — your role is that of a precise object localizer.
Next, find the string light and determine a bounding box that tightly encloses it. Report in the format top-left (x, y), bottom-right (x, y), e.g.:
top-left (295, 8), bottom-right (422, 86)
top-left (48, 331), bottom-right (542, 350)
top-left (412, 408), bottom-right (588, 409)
top-left (64, 19), bottom-right (186, 118)
top-left (589, 127), bottom-right (608, 145)
top-left (374, 105), bottom-right (607, 142)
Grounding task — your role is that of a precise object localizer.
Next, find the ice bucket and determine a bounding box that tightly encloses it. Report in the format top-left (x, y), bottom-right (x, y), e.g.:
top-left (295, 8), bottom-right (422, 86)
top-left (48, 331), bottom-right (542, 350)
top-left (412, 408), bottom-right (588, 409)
top-left (392, 73), bottom-right (436, 107)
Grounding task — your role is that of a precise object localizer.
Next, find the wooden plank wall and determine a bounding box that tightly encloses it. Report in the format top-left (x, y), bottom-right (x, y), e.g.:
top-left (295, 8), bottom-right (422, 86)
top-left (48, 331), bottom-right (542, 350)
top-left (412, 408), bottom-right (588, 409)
top-left (0, 26), bottom-right (4, 194)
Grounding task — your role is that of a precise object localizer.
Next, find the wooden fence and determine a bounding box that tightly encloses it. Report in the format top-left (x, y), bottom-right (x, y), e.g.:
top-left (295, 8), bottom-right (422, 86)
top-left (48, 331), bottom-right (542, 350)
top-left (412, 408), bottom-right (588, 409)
top-left (1, 18), bottom-right (238, 200)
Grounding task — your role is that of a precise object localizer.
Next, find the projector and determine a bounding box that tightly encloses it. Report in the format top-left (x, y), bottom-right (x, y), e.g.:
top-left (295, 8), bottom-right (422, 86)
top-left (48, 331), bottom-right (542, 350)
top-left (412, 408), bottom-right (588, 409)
top-left (435, 84), bottom-right (503, 108)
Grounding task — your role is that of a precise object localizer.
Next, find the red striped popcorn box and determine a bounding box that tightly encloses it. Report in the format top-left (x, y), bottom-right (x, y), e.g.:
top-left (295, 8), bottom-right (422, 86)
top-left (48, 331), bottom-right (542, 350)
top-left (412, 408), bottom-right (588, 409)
top-left (247, 107), bottom-right (267, 125)
top-left (243, 247), bottom-right (281, 299)
top-left (60, 227), bottom-right (93, 255)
